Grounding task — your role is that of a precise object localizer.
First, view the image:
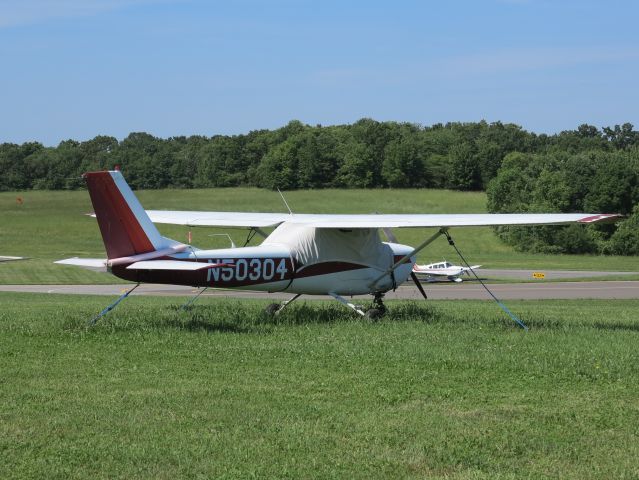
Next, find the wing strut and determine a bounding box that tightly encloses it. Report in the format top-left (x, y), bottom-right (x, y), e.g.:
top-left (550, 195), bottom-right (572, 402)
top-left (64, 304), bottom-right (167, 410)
top-left (180, 287), bottom-right (208, 310)
top-left (89, 283), bottom-right (140, 325)
top-left (443, 230), bottom-right (528, 331)
top-left (369, 228), bottom-right (447, 290)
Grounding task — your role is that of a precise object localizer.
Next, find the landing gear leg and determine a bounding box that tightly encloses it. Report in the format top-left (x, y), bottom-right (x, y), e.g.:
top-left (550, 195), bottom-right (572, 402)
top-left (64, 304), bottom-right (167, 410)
top-left (366, 292), bottom-right (386, 319)
top-left (265, 294), bottom-right (302, 316)
top-left (329, 292), bottom-right (366, 317)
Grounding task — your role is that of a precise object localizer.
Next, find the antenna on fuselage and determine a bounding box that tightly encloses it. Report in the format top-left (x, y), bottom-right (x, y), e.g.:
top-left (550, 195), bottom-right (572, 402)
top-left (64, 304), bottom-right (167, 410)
top-left (277, 188), bottom-right (294, 216)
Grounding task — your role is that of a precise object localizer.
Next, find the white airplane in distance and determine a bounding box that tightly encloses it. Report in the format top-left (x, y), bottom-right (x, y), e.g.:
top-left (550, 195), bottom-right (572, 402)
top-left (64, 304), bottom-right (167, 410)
top-left (412, 260), bottom-right (482, 283)
top-left (56, 171), bottom-right (621, 322)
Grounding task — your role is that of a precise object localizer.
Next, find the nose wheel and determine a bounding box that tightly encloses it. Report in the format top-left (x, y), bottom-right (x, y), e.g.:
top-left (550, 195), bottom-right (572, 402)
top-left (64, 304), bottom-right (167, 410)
top-left (271, 292), bottom-right (388, 319)
top-left (364, 292), bottom-right (386, 319)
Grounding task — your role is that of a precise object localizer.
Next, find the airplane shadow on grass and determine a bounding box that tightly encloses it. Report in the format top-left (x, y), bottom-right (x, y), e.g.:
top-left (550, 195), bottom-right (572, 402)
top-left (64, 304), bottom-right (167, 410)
top-left (75, 302), bottom-right (559, 334)
top-left (64, 303), bottom-right (440, 334)
top-left (161, 302), bottom-right (445, 333)
top-left (66, 301), bottom-right (637, 334)
top-left (155, 301), bottom-right (537, 334)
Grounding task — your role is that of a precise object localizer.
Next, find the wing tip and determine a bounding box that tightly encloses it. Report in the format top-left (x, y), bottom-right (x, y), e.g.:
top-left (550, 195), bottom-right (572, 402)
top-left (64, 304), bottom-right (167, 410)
top-left (577, 214), bottom-right (624, 224)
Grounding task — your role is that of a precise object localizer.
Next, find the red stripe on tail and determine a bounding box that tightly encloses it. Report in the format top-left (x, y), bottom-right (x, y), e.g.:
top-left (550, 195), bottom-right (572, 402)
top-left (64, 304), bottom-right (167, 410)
top-left (84, 172), bottom-right (155, 259)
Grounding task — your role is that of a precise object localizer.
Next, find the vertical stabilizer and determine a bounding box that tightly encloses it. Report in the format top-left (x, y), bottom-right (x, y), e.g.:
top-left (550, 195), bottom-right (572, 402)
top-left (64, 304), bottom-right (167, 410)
top-left (84, 171), bottom-right (174, 259)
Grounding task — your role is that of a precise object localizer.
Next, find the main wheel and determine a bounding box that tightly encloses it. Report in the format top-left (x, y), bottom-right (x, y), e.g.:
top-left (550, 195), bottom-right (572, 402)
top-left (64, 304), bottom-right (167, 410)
top-left (365, 308), bottom-right (384, 320)
top-left (265, 303), bottom-right (280, 315)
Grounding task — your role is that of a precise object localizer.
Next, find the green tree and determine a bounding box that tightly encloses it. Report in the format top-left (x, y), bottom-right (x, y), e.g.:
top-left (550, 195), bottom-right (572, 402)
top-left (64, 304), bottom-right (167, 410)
top-left (448, 143), bottom-right (481, 190)
top-left (195, 136), bottom-right (245, 187)
top-left (296, 129), bottom-right (340, 188)
top-left (381, 135), bottom-right (427, 187)
top-left (0, 142), bottom-right (44, 190)
top-left (170, 136), bottom-right (207, 188)
top-left (255, 137), bottom-right (299, 190)
top-left (603, 123), bottom-right (639, 150)
top-left (335, 140), bottom-right (376, 188)
top-left (607, 205), bottom-right (639, 255)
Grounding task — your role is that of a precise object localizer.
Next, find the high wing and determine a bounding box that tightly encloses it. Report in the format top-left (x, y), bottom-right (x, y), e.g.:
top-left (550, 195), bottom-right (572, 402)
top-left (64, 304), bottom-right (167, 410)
top-left (145, 210), bottom-right (621, 229)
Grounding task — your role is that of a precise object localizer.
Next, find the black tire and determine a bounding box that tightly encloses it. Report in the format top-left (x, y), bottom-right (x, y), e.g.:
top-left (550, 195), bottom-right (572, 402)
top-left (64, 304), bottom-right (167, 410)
top-left (265, 303), bottom-right (280, 315)
top-left (365, 308), bottom-right (384, 320)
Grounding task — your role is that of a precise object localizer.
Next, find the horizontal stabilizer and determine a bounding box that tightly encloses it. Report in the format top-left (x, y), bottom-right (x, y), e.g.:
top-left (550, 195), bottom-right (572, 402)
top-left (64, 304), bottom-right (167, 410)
top-left (55, 258), bottom-right (107, 272)
top-left (107, 244), bottom-right (189, 266)
top-left (125, 260), bottom-right (231, 271)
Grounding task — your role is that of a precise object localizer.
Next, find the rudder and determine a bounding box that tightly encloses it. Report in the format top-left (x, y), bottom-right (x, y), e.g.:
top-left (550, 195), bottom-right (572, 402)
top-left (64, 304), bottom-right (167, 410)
top-left (84, 171), bottom-right (173, 259)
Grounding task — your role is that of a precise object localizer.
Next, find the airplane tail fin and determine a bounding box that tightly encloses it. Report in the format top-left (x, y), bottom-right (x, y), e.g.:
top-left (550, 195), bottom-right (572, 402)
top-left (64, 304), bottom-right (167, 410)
top-left (83, 171), bottom-right (180, 260)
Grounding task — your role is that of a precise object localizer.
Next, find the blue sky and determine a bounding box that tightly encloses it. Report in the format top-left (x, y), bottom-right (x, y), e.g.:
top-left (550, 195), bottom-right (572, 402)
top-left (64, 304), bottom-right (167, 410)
top-left (1, 0), bottom-right (638, 145)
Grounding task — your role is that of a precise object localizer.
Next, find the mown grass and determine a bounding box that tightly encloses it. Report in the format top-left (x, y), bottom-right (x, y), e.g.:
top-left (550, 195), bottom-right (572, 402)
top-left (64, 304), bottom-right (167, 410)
top-left (1, 187), bottom-right (637, 284)
top-left (1, 292), bottom-right (639, 479)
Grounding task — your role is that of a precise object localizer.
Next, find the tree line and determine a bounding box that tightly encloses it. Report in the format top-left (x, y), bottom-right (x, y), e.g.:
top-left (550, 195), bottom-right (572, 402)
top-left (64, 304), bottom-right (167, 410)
top-left (2, 119), bottom-right (638, 192)
top-left (488, 148), bottom-right (639, 255)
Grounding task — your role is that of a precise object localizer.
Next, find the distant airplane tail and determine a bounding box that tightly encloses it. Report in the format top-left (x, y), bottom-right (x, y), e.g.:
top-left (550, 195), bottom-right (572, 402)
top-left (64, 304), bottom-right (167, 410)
top-left (84, 171), bottom-right (181, 260)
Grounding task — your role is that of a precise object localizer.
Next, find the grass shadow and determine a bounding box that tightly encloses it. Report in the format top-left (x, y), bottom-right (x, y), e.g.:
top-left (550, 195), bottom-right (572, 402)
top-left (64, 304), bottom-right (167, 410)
top-left (591, 321), bottom-right (639, 333)
top-left (261, 301), bottom-right (455, 327)
top-left (499, 311), bottom-right (639, 333)
top-left (162, 315), bottom-right (256, 334)
top-left (160, 301), bottom-right (446, 331)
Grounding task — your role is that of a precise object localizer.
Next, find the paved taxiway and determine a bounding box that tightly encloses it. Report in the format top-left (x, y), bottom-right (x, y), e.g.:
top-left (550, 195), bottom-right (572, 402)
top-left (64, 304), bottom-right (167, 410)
top-left (2, 281), bottom-right (639, 300)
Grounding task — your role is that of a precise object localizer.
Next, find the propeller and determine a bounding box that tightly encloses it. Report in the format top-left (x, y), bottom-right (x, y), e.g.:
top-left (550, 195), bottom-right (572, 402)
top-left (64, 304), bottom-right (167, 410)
top-left (410, 272), bottom-right (428, 300)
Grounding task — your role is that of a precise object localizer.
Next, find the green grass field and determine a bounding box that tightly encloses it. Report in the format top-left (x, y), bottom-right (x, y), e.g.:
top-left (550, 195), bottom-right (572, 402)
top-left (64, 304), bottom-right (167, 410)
top-left (1, 187), bottom-right (637, 284)
top-left (2, 293), bottom-right (639, 479)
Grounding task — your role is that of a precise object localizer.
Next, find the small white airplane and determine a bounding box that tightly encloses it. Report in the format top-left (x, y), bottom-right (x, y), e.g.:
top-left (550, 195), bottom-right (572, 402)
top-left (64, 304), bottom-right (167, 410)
top-left (412, 260), bottom-right (482, 283)
top-left (56, 171), bottom-right (620, 322)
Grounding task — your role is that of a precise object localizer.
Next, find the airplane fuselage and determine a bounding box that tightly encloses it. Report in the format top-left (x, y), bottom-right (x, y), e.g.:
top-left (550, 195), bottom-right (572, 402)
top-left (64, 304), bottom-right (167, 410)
top-left (111, 242), bottom-right (415, 296)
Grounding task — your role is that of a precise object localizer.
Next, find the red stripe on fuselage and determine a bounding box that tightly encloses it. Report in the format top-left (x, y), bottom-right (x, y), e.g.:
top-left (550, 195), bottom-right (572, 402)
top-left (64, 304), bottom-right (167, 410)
top-left (295, 261), bottom-right (365, 278)
top-left (111, 259), bottom-right (372, 288)
top-left (84, 172), bottom-right (154, 259)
